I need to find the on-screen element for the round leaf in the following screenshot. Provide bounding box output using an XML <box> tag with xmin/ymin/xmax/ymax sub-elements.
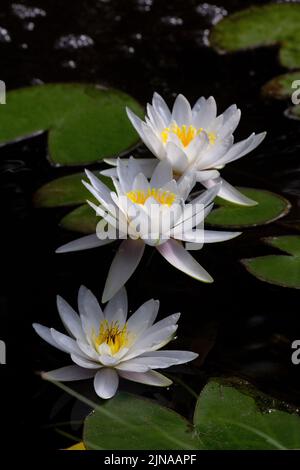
<box><xmin>60</xmin><ymin>204</ymin><xmax>98</xmax><ymax>234</ymax></box>
<box><xmin>83</xmin><ymin>392</ymin><xmax>198</xmax><ymax>450</ymax></box>
<box><xmin>0</xmin><ymin>84</ymin><xmax>143</xmax><ymax>166</ymax></box>
<box><xmin>210</xmin><ymin>4</ymin><xmax>300</xmax><ymax>69</ymax></box>
<box><xmin>194</xmin><ymin>379</ymin><xmax>300</xmax><ymax>450</ymax></box>
<box><xmin>262</xmin><ymin>72</ymin><xmax>300</xmax><ymax>100</ymax></box>
<box><xmin>206</xmin><ymin>188</ymin><xmax>290</xmax><ymax>228</ymax></box>
<box><xmin>33</xmin><ymin>172</ymin><xmax>113</xmax><ymax>208</ymax></box>
<box><xmin>241</xmin><ymin>235</ymin><xmax>300</xmax><ymax>289</ymax></box>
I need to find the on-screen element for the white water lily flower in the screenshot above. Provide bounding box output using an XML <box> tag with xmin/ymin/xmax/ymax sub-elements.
<box><xmin>33</xmin><ymin>286</ymin><xmax>198</xmax><ymax>399</ymax></box>
<box><xmin>103</xmin><ymin>93</ymin><xmax>266</xmax><ymax>206</ymax></box>
<box><xmin>57</xmin><ymin>158</ymin><xmax>240</xmax><ymax>302</ymax></box>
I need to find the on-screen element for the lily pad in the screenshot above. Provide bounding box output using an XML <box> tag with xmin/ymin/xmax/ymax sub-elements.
<box><xmin>60</xmin><ymin>204</ymin><xmax>99</xmax><ymax>234</ymax></box>
<box><xmin>33</xmin><ymin>172</ymin><xmax>113</xmax><ymax>208</ymax></box>
<box><xmin>0</xmin><ymin>84</ymin><xmax>143</xmax><ymax>165</ymax></box>
<box><xmin>210</xmin><ymin>4</ymin><xmax>300</xmax><ymax>69</ymax></box>
<box><xmin>83</xmin><ymin>392</ymin><xmax>198</xmax><ymax>450</ymax></box>
<box><xmin>194</xmin><ymin>378</ymin><xmax>300</xmax><ymax>450</ymax></box>
<box><xmin>241</xmin><ymin>235</ymin><xmax>300</xmax><ymax>289</ymax></box>
<box><xmin>262</xmin><ymin>72</ymin><xmax>300</xmax><ymax>100</ymax></box>
<box><xmin>206</xmin><ymin>188</ymin><xmax>290</xmax><ymax>228</ymax></box>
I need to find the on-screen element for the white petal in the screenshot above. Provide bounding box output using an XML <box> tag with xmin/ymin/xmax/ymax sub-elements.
<box><xmin>176</xmin><ymin>171</ymin><xmax>196</xmax><ymax>200</ymax></box>
<box><xmin>78</xmin><ymin>286</ymin><xmax>104</xmax><ymax>338</ymax></box>
<box><xmin>104</xmin><ymin>158</ymin><xmax>157</xmax><ymax>179</ymax></box>
<box><xmin>195</xmin><ymin>170</ymin><xmax>220</xmax><ymax>182</ymax></box>
<box><xmin>84</xmin><ymin>170</ymin><xmax>112</xmax><ymax>203</ymax></box>
<box><xmin>150</xmin><ymin>160</ymin><xmax>173</xmax><ymax>188</ymax></box>
<box><xmin>126</xmin><ymin>108</ymin><xmax>145</xmax><ymax>140</ymax></box>
<box><xmin>172</xmin><ymin>94</ymin><xmax>192</xmax><ymax>126</ymax></box>
<box><xmin>133</xmin><ymin>172</ymin><xmax>150</xmax><ymax>192</ymax></box>
<box><xmin>165</xmin><ymin>142</ymin><xmax>189</xmax><ymax>173</ymax></box>
<box><xmin>32</xmin><ymin>323</ymin><xmax>65</xmax><ymax>352</ymax></box>
<box><xmin>215</xmin><ymin>132</ymin><xmax>266</xmax><ymax>167</ymax></box>
<box><xmin>100</xmin><ymin>168</ymin><xmax>118</xmax><ymax>178</ymax></box>
<box><xmin>56</xmin><ymin>296</ymin><xmax>85</xmax><ymax>341</ymax></box>
<box><xmin>152</xmin><ymin>92</ymin><xmax>172</xmax><ymax>125</ymax></box>
<box><xmin>156</xmin><ymin>239</ymin><xmax>213</xmax><ymax>282</ymax></box>
<box><xmin>126</xmin><ymin>299</ymin><xmax>160</xmax><ymax>336</ymax></box>
<box><xmin>94</xmin><ymin>368</ymin><xmax>119</xmax><ymax>399</ymax></box>
<box><xmin>82</xmin><ymin>181</ymin><xmax>115</xmax><ymax>215</ymax></box>
<box><xmin>192</xmin><ymin>96</ymin><xmax>205</xmax><ymax>114</ymax></box>
<box><xmin>115</xmin><ymin>360</ymin><xmax>149</xmax><ymax>373</ymax></box>
<box><xmin>50</xmin><ymin>328</ymin><xmax>84</xmax><ymax>356</ymax></box>
<box><xmin>43</xmin><ymin>365</ymin><xmax>95</xmax><ymax>382</ymax></box>
<box><xmin>104</xmin><ymin>287</ymin><xmax>128</xmax><ymax>326</ymax></box>
<box><xmin>174</xmin><ymin>184</ymin><xmax>220</xmax><ymax>228</ymax></box>
<box><xmin>140</xmin><ymin>349</ymin><xmax>198</xmax><ymax>363</ymax></box>
<box><xmin>203</xmin><ymin>229</ymin><xmax>242</xmax><ymax>243</ymax></box>
<box><xmin>141</xmin><ymin>122</ymin><xmax>166</xmax><ymax>158</ymax></box>
<box><xmin>71</xmin><ymin>354</ymin><xmax>101</xmax><ymax>369</ymax></box>
<box><xmin>128</xmin><ymin>350</ymin><xmax>198</xmax><ymax>369</ymax></box>
<box><xmin>117</xmin><ymin>156</ymin><xmax>143</xmax><ymax>193</ymax></box>
<box><xmin>102</xmin><ymin>239</ymin><xmax>145</xmax><ymax>303</ymax></box>
<box><xmin>127</xmin><ymin>324</ymin><xmax>178</xmax><ymax>359</ymax></box>
<box><xmin>77</xmin><ymin>341</ymin><xmax>100</xmax><ymax>361</ymax></box>
<box><xmin>118</xmin><ymin>369</ymin><xmax>172</xmax><ymax>387</ymax></box>
<box><xmin>195</xmin><ymin>135</ymin><xmax>234</xmax><ymax>170</ymax></box>
<box><xmin>146</xmin><ymin>103</ymin><xmax>166</xmax><ymax>132</ymax></box>
<box><xmin>218</xmin><ymin>107</ymin><xmax>241</xmax><ymax>138</ymax></box>
<box><xmin>56</xmin><ymin>234</ymin><xmax>114</xmax><ymax>253</ymax></box>
<box><xmin>203</xmin><ymin>177</ymin><xmax>257</xmax><ymax>206</ymax></box>
<box><xmin>193</xmin><ymin>96</ymin><xmax>217</xmax><ymax>128</ymax></box>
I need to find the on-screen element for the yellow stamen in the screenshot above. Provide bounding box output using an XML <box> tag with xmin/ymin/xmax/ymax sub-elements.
<box><xmin>161</xmin><ymin>124</ymin><xmax>216</xmax><ymax>147</ymax></box>
<box><xmin>93</xmin><ymin>320</ymin><xmax>128</xmax><ymax>355</ymax></box>
<box><xmin>126</xmin><ymin>187</ymin><xmax>176</xmax><ymax>206</ymax></box>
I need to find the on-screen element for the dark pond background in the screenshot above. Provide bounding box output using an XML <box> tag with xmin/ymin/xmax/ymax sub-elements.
<box><xmin>1</xmin><ymin>0</ymin><xmax>300</xmax><ymax>449</ymax></box>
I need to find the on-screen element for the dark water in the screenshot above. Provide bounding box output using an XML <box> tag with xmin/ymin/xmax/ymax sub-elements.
<box><xmin>1</xmin><ymin>0</ymin><xmax>300</xmax><ymax>449</ymax></box>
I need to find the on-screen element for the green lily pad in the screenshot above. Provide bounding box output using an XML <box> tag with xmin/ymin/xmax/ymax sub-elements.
<box><xmin>262</xmin><ymin>72</ymin><xmax>300</xmax><ymax>100</ymax></box>
<box><xmin>194</xmin><ymin>378</ymin><xmax>300</xmax><ymax>450</ymax></box>
<box><xmin>83</xmin><ymin>392</ymin><xmax>198</xmax><ymax>450</ymax></box>
<box><xmin>210</xmin><ymin>4</ymin><xmax>300</xmax><ymax>69</ymax></box>
<box><xmin>60</xmin><ymin>204</ymin><xmax>99</xmax><ymax>234</ymax></box>
<box><xmin>206</xmin><ymin>188</ymin><xmax>290</xmax><ymax>228</ymax></box>
<box><xmin>33</xmin><ymin>172</ymin><xmax>113</xmax><ymax>208</ymax></box>
<box><xmin>0</xmin><ymin>84</ymin><xmax>143</xmax><ymax>166</ymax></box>
<box><xmin>241</xmin><ymin>235</ymin><xmax>300</xmax><ymax>289</ymax></box>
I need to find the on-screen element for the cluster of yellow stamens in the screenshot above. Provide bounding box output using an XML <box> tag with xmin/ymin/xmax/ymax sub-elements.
<box><xmin>126</xmin><ymin>188</ymin><xmax>176</xmax><ymax>207</ymax></box>
<box><xmin>93</xmin><ymin>320</ymin><xmax>128</xmax><ymax>355</ymax></box>
<box><xmin>161</xmin><ymin>124</ymin><xmax>216</xmax><ymax>147</ymax></box>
